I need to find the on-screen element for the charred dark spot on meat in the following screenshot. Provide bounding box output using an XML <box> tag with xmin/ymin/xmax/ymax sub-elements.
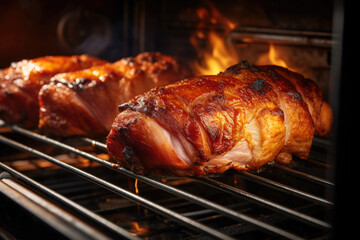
<box><xmin>238</xmin><ymin>60</ymin><xmax>251</xmax><ymax>68</ymax></box>
<box><xmin>223</xmin><ymin>61</ymin><xmax>250</xmax><ymax>75</ymax></box>
<box><xmin>122</xmin><ymin>145</ymin><xmax>143</xmax><ymax>173</ymax></box>
<box><xmin>250</xmin><ymin>78</ymin><xmax>271</xmax><ymax>95</ymax></box>
<box><xmin>157</xmin><ymin>86</ymin><xmax>166</xmax><ymax>94</ymax></box>
<box><xmin>72</xmin><ymin>77</ymin><xmax>97</xmax><ymax>92</ymax></box>
<box><xmin>138</xmin><ymin>53</ymin><xmax>157</xmax><ymax>63</ymax></box>
<box><xmin>5</xmin><ymin>90</ymin><xmax>12</xmax><ymax>96</ymax></box>
<box><xmin>208</xmin><ymin>128</ymin><xmax>220</xmax><ymax>142</ymax></box>
<box><xmin>288</xmin><ymin>90</ymin><xmax>302</xmax><ymax>101</ymax></box>
<box><xmin>264</xmin><ymin>68</ymin><xmax>278</xmax><ymax>79</ymax></box>
<box><xmin>275</xmin><ymin>108</ymin><xmax>285</xmax><ymax>119</ymax></box>
<box><xmin>119</xmin><ymin>98</ymin><xmax>158</xmax><ymax>116</ymax></box>
<box><xmin>209</xmin><ymin>94</ymin><xmax>226</xmax><ymax>105</ymax></box>
<box><xmin>219</xmin><ymin>82</ymin><xmax>226</xmax><ymax>89</ymax></box>
<box><xmin>134</xmin><ymin>98</ymin><xmax>157</xmax><ymax>115</ymax></box>
<box><xmin>156</xmin><ymin>106</ymin><xmax>167</xmax><ymax>115</ymax></box>
<box><xmin>122</xmin><ymin>145</ymin><xmax>136</xmax><ymax>164</ymax></box>
<box><xmin>55</xmin><ymin>77</ymin><xmax>96</xmax><ymax>92</ymax></box>
<box><xmin>118</xmin><ymin>126</ymin><xmax>130</xmax><ymax>138</ymax></box>
<box><xmin>118</xmin><ymin>119</ymin><xmax>139</xmax><ymax>138</ymax></box>
<box><xmin>250</xmin><ymin>78</ymin><xmax>266</xmax><ymax>91</ymax></box>
<box><xmin>193</xmin><ymin>160</ymin><xmax>202</xmax><ymax>166</ymax></box>
<box><xmin>118</xmin><ymin>102</ymin><xmax>136</xmax><ymax>111</ymax></box>
<box><xmin>193</xmin><ymin>95</ymin><xmax>226</xmax><ymax>118</ymax></box>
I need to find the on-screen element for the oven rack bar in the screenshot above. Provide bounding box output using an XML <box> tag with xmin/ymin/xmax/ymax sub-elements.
<box><xmin>195</xmin><ymin>176</ymin><xmax>330</xmax><ymax>229</ymax></box>
<box><xmin>272</xmin><ymin>163</ymin><xmax>334</xmax><ymax>187</ymax></box>
<box><xmin>0</xmin><ymin>134</ymin><xmax>233</xmax><ymax>240</ymax></box>
<box><xmin>82</xmin><ymin>138</ymin><xmax>331</xmax><ymax>228</ymax></box>
<box><xmin>239</xmin><ymin>171</ymin><xmax>333</xmax><ymax>206</ymax></box>
<box><xmin>0</xmin><ymin>162</ymin><xmax>140</xmax><ymax>240</ymax></box>
<box><xmin>81</xmin><ymin>137</ymin><xmax>335</xmax><ymax>189</ymax></box>
<box><xmin>81</xmin><ymin>136</ymin><xmax>333</xmax><ymax>208</ymax></box>
<box><xmin>0</xmin><ymin>171</ymin><xmax>126</xmax><ymax>240</ymax></box>
<box><xmin>11</xmin><ymin>125</ymin><xmax>332</xmax><ymax>229</ymax></box>
<box><xmin>2</xmin><ymin>124</ymin><xmax>332</xmax><ymax>238</ymax></box>
<box><xmin>2</xmin><ymin>125</ymin><xmax>306</xmax><ymax>240</ymax></box>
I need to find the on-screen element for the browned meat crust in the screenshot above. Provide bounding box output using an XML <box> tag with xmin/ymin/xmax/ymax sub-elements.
<box><xmin>107</xmin><ymin>61</ymin><xmax>332</xmax><ymax>176</ymax></box>
<box><xmin>38</xmin><ymin>52</ymin><xmax>191</xmax><ymax>137</ymax></box>
<box><xmin>0</xmin><ymin>55</ymin><xmax>107</xmax><ymax>127</ymax></box>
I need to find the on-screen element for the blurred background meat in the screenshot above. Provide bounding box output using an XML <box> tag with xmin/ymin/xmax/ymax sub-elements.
<box><xmin>38</xmin><ymin>52</ymin><xmax>191</xmax><ymax>137</ymax></box>
<box><xmin>0</xmin><ymin>55</ymin><xmax>107</xmax><ymax>127</ymax></box>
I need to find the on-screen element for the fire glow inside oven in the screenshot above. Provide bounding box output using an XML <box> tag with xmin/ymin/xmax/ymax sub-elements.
<box><xmin>0</xmin><ymin>0</ymin><xmax>353</xmax><ymax>239</ymax></box>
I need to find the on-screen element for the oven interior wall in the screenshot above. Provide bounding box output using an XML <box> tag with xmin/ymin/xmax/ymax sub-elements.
<box><xmin>147</xmin><ymin>0</ymin><xmax>333</xmax><ymax>56</ymax></box>
<box><xmin>0</xmin><ymin>2</ymin><xmax>334</xmax><ymax>58</ymax></box>
<box><xmin>0</xmin><ymin>0</ymin><xmax>334</xmax><ymax>101</ymax></box>
<box><xmin>145</xmin><ymin>0</ymin><xmax>334</xmax><ymax>100</ymax></box>
<box><xmin>0</xmin><ymin>0</ymin><xmax>128</xmax><ymax>67</ymax></box>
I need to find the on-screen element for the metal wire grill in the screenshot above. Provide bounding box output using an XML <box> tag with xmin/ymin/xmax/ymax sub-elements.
<box><xmin>0</xmin><ymin>121</ymin><xmax>334</xmax><ymax>239</ymax></box>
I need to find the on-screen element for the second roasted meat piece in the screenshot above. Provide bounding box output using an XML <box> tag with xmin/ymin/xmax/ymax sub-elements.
<box><xmin>0</xmin><ymin>55</ymin><xmax>107</xmax><ymax>127</ymax></box>
<box><xmin>106</xmin><ymin>61</ymin><xmax>332</xmax><ymax>176</ymax></box>
<box><xmin>38</xmin><ymin>52</ymin><xmax>191</xmax><ymax>137</ymax></box>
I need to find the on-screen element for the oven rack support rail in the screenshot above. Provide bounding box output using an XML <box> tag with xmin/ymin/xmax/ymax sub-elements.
<box><xmin>0</xmin><ymin>123</ymin><xmax>334</xmax><ymax>240</ymax></box>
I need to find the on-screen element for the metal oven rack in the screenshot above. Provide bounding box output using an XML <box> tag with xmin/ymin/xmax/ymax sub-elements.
<box><xmin>0</xmin><ymin>121</ymin><xmax>334</xmax><ymax>239</ymax></box>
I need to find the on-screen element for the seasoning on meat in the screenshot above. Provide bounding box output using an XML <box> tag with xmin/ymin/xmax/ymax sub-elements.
<box><xmin>107</xmin><ymin>61</ymin><xmax>332</xmax><ymax>176</ymax></box>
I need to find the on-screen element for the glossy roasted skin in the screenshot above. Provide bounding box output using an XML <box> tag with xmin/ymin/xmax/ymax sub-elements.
<box><xmin>38</xmin><ymin>52</ymin><xmax>191</xmax><ymax>137</ymax></box>
<box><xmin>107</xmin><ymin>61</ymin><xmax>333</xmax><ymax>176</ymax></box>
<box><xmin>0</xmin><ymin>55</ymin><xmax>107</xmax><ymax>127</ymax></box>
<box><xmin>220</xmin><ymin>63</ymin><xmax>316</xmax><ymax>164</ymax></box>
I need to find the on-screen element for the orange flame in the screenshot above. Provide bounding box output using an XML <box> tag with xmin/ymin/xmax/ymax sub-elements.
<box><xmin>256</xmin><ymin>44</ymin><xmax>288</xmax><ymax>68</ymax></box>
<box><xmin>130</xmin><ymin>222</ymin><xmax>148</xmax><ymax>236</ymax></box>
<box><xmin>191</xmin><ymin>6</ymin><xmax>239</xmax><ymax>75</ymax></box>
<box><xmin>134</xmin><ymin>178</ymin><xmax>139</xmax><ymax>194</ymax></box>
<box><xmin>191</xmin><ymin>5</ymin><xmax>294</xmax><ymax>76</ymax></box>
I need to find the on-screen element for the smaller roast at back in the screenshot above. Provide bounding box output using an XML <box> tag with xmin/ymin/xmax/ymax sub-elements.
<box><xmin>38</xmin><ymin>52</ymin><xmax>191</xmax><ymax>137</ymax></box>
<box><xmin>0</xmin><ymin>55</ymin><xmax>107</xmax><ymax>127</ymax></box>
